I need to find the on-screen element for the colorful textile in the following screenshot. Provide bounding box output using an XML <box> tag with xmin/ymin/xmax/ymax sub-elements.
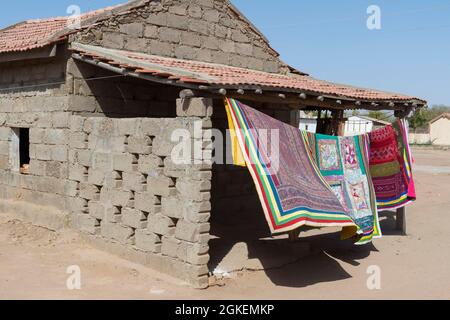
<box><xmin>304</xmin><ymin>133</ymin><xmax>381</xmax><ymax>244</ymax></box>
<box><xmin>369</xmin><ymin>120</ymin><xmax>416</xmax><ymax>211</ymax></box>
<box><xmin>224</xmin><ymin>98</ymin><xmax>356</xmax><ymax>234</ymax></box>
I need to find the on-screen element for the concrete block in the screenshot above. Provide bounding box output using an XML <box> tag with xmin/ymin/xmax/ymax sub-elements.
<box><xmin>146</xmin><ymin>12</ymin><xmax>168</xmax><ymax>26</ymax></box>
<box><xmin>103</xmin><ymin>33</ymin><xmax>125</xmax><ymax>49</ymax></box>
<box><xmin>144</xmin><ymin>25</ymin><xmax>158</xmax><ymax>38</ymax></box>
<box><xmin>0</xmin><ymin>141</ymin><xmax>9</xmax><ymax>156</ymax></box>
<box><xmin>76</xmin><ymin>214</ymin><xmax>100</xmax><ymax>235</ymax></box>
<box><xmin>203</xmin><ymin>9</ymin><xmax>220</xmax><ymax>22</ymax></box>
<box><xmin>68</xmin><ymin>164</ymin><xmax>88</xmax><ymax>182</ymax></box>
<box><xmin>113</xmin><ymin>153</ymin><xmax>137</xmax><ymax>172</ymax></box>
<box><xmin>188</xmin><ymin>5</ymin><xmax>203</xmax><ymax>18</ymax></box>
<box><xmin>135</xmin><ymin>229</ymin><xmax>161</xmax><ymax>253</ymax></box>
<box><xmin>166</xmin><ymin>14</ymin><xmax>188</xmax><ymax>30</ymax></box>
<box><xmin>72</xmin><ymin>149</ymin><xmax>92</xmax><ymax>167</ymax></box>
<box><xmin>159</xmin><ymin>27</ymin><xmax>181</xmax><ymax>43</ymax></box>
<box><xmin>101</xmin><ymin>222</ymin><xmax>134</xmax><ymax>244</ymax></box>
<box><xmin>123</xmin><ymin>172</ymin><xmax>146</xmax><ymax>192</ymax></box>
<box><xmin>147</xmin><ymin>176</ymin><xmax>175</xmax><ymax>197</ymax></box>
<box><xmin>68</xmin><ymin>96</ymin><xmax>98</xmax><ymax>113</ymax></box>
<box><xmin>176</xmin><ymin>98</ymin><xmax>213</xmax><ymax>117</ymax></box>
<box><xmin>79</xmin><ymin>183</ymin><xmax>100</xmax><ymax>200</ymax></box>
<box><xmin>116</xmin><ymin>119</ymin><xmax>141</xmax><ymax>136</ymax></box>
<box><xmin>29</xmin><ymin>128</ymin><xmax>45</xmax><ymax>144</ymax></box>
<box><xmin>137</xmin><ymin>154</ymin><xmax>163</xmax><ymax>174</ymax></box>
<box><xmin>174</xmin><ymin>45</ymin><xmax>198</xmax><ymax>60</ymax></box>
<box><xmin>120</xmin><ymin>23</ymin><xmax>144</xmax><ymax>37</ymax></box>
<box><xmin>88</xmin><ymin>168</ymin><xmax>105</xmax><ymax>186</ymax></box>
<box><xmin>69</xmin><ymin>132</ymin><xmax>88</xmax><ymax>149</ymax></box>
<box><xmin>35</xmin><ymin>144</ymin><xmax>52</xmax><ymax>161</ymax></box>
<box><xmin>169</xmin><ymin>4</ymin><xmax>188</xmax><ymax>15</ymax></box>
<box><xmin>162</xmin><ymin>197</ymin><xmax>210</xmax><ymax>221</ymax></box>
<box><xmin>92</xmin><ymin>152</ymin><xmax>113</xmax><ymax>171</ymax></box>
<box><xmin>70</xmin><ymin>115</ymin><xmax>85</xmax><ymax>132</ymax></box>
<box><xmin>126</xmin><ymin>135</ymin><xmax>152</xmax><ymax>154</ymax></box>
<box><xmin>147</xmin><ymin>214</ymin><xmax>175</xmax><ymax>236</ymax></box>
<box><xmin>100</xmin><ymin>187</ymin><xmax>132</xmax><ymax>207</ymax></box>
<box><xmin>122</xmin><ymin>207</ymin><xmax>147</xmax><ymax>229</ymax></box>
<box><xmin>67</xmin><ymin>197</ymin><xmax>88</xmax><ymax>214</ymax></box>
<box><xmin>0</xmin><ymin>127</ymin><xmax>11</xmax><ymax>141</ymax></box>
<box><xmin>175</xmin><ymin>220</ymin><xmax>210</xmax><ymax>243</ymax></box>
<box><xmin>161</xmin><ymin>236</ymin><xmax>181</xmax><ymax>258</ymax></box>
<box><xmin>29</xmin><ymin>160</ymin><xmax>46</xmax><ymax>176</ymax></box>
<box><xmin>50</xmin><ymin>145</ymin><xmax>68</xmax><ymax>162</ymax></box>
<box><xmin>45</xmin><ymin>161</ymin><xmax>67</xmax><ymax>179</ymax></box>
<box><xmin>177</xmin><ymin>241</ymin><xmax>210</xmax><ymax>265</ymax></box>
<box><xmin>51</xmin><ymin>112</ymin><xmax>70</xmax><ymax>128</ymax></box>
<box><xmin>176</xmin><ymin>178</ymin><xmax>211</xmax><ymax>201</ymax></box>
<box><xmin>180</xmin><ymin>31</ymin><xmax>201</xmax><ymax>47</ymax></box>
<box><xmin>134</xmin><ymin>192</ymin><xmax>159</xmax><ymax>213</ymax></box>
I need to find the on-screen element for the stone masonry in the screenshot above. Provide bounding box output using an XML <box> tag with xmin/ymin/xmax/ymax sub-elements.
<box><xmin>72</xmin><ymin>0</ymin><xmax>290</xmax><ymax>74</ymax></box>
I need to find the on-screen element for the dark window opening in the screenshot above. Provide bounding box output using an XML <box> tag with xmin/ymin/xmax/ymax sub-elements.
<box><xmin>19</xmin><ymin>128</ymin><xmax>30</xmax><ymax>174</ymax></box>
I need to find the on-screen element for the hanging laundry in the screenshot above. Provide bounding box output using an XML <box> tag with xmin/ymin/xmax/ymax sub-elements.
<box><xmin>369</xmin><ymin>119</ymin><xmax>416</xmax><ymax>211</ymax></box>
<box><xmin>303</xmin><ymin>132</ymin><xmax>381</xmax><ymax>245</ymax></box>
<box><xmin>225</xmin><ymin>98</ymin><xmax>356</xmax><ymax>235</ymax></box>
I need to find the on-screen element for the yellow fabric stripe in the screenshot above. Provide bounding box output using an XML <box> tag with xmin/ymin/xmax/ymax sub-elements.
<box><xmin>225</xmin><ymin>102</ymin><xmax>246</xmax><ymax>167</ymax></box>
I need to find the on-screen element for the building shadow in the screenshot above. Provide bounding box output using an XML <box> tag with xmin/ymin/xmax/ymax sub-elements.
<box><xmin>209</xmin><ymin>205</ymin><xmax>377</xmax><ymax>288</ymax></box>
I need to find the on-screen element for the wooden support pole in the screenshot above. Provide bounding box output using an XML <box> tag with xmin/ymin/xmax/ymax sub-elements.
<box><xmin>396</xmin><ymin>207</ymin><xmax>406</xmax><ymax>234</ymax></box>
<box><xmin>288</xmin><ymin>229</ymin><xmax>301</xmax><ymax>242</ymax></box>
<box><xmin>394</xmin><ymin>109</ymin><xmax>408</xmax><ymax>235</ymax></box>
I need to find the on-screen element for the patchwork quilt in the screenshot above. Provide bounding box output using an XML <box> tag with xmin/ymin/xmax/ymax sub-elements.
<box><xmin>304</xmin><ymin>132</ymin><xmax>381</xmax><ymax>244</ymax></box>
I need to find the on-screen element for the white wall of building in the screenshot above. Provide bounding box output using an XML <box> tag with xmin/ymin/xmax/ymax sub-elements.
<box><xmin>344</xmin><ymin>116</ymin><xmax>374</xmax><ymax>136</ymax></box>
<box><xmin>299</xmin><ymin>118</ymin><xmax>317</xmax><ymax>133</ymax></box>
<box><xmin>430</xmin><ymin>117</ymin><xmax>450</xmax><ymax>146</ymax></box>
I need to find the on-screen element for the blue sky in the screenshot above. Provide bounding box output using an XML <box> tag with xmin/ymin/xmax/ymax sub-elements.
<box><xmin>1</xmin><ymin>0</ymin><xmax>449</xmax><ymax>106</ymax></box>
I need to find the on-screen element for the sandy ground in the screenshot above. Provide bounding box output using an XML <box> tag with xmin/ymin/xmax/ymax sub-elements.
<box><xmin>0</xmin><ymin>147</ymin><xmax>449</xmax><ymax>300</ymax></box>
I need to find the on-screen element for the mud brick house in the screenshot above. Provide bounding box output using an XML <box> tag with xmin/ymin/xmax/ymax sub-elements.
<box><xmin>0</xmin><ymin>0</ymin><xmax>426</xmax><ymax>288</ymax></box>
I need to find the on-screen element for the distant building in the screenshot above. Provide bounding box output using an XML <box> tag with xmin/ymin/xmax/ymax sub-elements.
<box><xmin>344</xmin><ymin>115</ymin><xmax>390</xmax><ymax>136</ymax></box>
<box><xmin>299</xmin><ymin>111</ymin><xmax>318</xmax><ymax>133</ymax></box>
<box><xmin>429</xmin><ymin>113</ymin><xmax>450</xmax><ymax>145</ymax></box>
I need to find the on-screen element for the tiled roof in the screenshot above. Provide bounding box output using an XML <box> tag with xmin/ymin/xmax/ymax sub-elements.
<box><xmin>429</xmin><ymin>113</ymin><xmax>450</xmax><ymax>124</ymax></box>
<box><xmin>0</xmin><ymin>3</ymin><xmax>128</xmax><ymax>53</ymax></box>
<box><xmin>72</xmin><ymin>43</ymin><xmax>425</xmax><ymax>104</ymax></box>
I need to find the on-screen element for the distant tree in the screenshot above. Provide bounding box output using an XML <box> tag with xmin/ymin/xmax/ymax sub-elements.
<box><xmin>408</xmin><ymin>104</ymin><xmax>450</xmax><ymax>130</ymax></box>
<box><xmin>409</xmin><ymin>108</ymin><xmax>430</xmax><ymax>130</ymax></box>
<box><xmin>352</xmin><ymin>110</ymin><xmax>360</xmax><ymax>116</ymax></box>
<box><xmin>368</xmin><ymin>111</ymin><xmax>385</xmax><ymax>120</ymax></box>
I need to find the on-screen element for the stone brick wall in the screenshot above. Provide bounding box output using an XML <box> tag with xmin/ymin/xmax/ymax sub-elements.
<box><xmin>0</xmin><ymin>53</ymin><xmax>73</xmax><ymax>212</ymax></box>
<box><xmin>66</xmin><ymin>53</ymin><xmax>213</xmax><ymax>287</ymax></box>
<box><xmin>0</xmin><ymin>46</ymin><xmax>214</xmax><ymax>287</ymax></box>
<box><xmin>67</xmin><ymin>97</ymin><xmax>213</xmax><ymax>288</ymax></box>
<box><xmin>66</xmin><ymin>58</ymin><xmax>180</xmax><ymax>117</ymax></box>
<box><xmin>72</xmin><ymin>0</ymin><xmax>289</xmax><ymax>74</ymax></box>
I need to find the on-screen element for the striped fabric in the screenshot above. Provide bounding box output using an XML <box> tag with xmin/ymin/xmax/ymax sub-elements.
<box><xmin>369</xmin><ymin>119</ymin><xmax>416</xmax><ymax>211</ymax></box>
<box><xmin>225</xmin><ymin>98</ymin><xmax>357</xmax><ymax>235</ymax></box>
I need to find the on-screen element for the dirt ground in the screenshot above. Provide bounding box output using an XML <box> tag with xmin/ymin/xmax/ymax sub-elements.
<box><xmin>0</xmin><ymin>147</ymin><xmax>449</xmax><ymax>300</ymax></box>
